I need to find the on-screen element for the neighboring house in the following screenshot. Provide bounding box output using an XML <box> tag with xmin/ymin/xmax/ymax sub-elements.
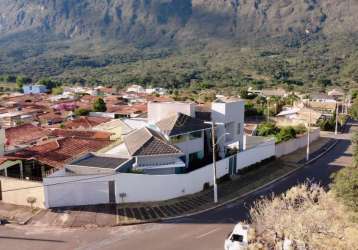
<box><xmin>92</xmin><ymin>119</ymin><xmax>131</xmax><ymax>140</ymax></box>
<box><xmin>275</xmin><ymin>107</ymin><xmax>322</xmax><ymax>126</ymax></box>
<box><xmin>38</xmin><ymin>112</ymin><xmax>65</xmax><ymax>125</ymax></box>
<box><xmin>0</xmin><ymin>157</ymin><xmax>24</xmax><ymax>179</ymax></box>
<box><xmin>249</xmin><ymin>88</ymin><xmax>288</xmax><ymax>98</ymax></box>
<box><xmin>145</xmin><ymin>87</ymin><xmax>167</xmax><ymax>95</ymax></box>
<box><xmin>0</xmin><ymin>111</ymin><xmax>36</xmax><ymax>128</ymax></box>
<box><xmin>63</xmin><ymin>116</ymin><xmax>110</xmax><ymax>130</ymax></box>
<box><xmin>124</xmin><ymin>127</ymin><xmax>185</xmax><ymax>174</ymax></box>
<box><xmin>310</xmin><ymin>93</ymin><xmax>336</xmax><ymax>103</ymax></box>
<box><xmin>126</xmin><ymin>84</ymin><xmax>145</xmax><ymax>94</ymax></box>
<box><xmin>65</xmin><ymin>153</ymin><xmax>132</xmax><ymax>175</ymax></box>
<box><xmin>328</xmin><ymin>89</ymin><xmax>344</xmax><ymax>100</ymax></box>
<box><xmin>7</xmin><ymin>137</ymin><xmax>113</xmax><ymax>181</ymax></box>
<box><xmin>154</xmin><ymin>113</ymin><xmax>211</xmax><ymax>168</ymax></box>
<box><xmin>4</xmin><ymin>124</ymin><xmax>50</xmax><ymax>151</ymax></box>
<box><xmin>22</xmin><ymin>84</ymin><xmax>48</xmax><ymax>94</ymax></box>
<box><xmin>49</xmin><ymin>129</ymin><xmax>113</xmax><ymax>140</ymax></box>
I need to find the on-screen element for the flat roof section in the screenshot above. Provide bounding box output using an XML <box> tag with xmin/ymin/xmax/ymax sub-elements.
<box><xmin>73</xmin><ymin>155</ymin><xmax>128</xmax><ymax>169</ymax></box>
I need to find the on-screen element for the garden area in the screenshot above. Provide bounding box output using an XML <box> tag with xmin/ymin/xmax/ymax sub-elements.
<box><xmin>256</xmin><ymin>122</ymin><xmax>307</xmax><ymax>144</ymax></box>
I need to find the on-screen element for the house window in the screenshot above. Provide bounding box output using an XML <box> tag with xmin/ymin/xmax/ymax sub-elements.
<box><xmin>170</xmin><ymin>134</ymin><xmax>189</xmax><ymax>144</ymax></box>
<box><xmin>237</xmin><ymin>123</ymin><xmax>241</xmax><ymax>135</ymax></box>
<box><xmin>189</xmin><ymin>131</ymin><xmax>202</xmax><ymax>140</ymax></box>
<box><xmin>189</xmin><ymin>151</ymin><xmax>204</xmax><ymax>163</ymax></box>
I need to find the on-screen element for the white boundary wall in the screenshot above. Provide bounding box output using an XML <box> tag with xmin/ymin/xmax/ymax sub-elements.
<box><xmin>0</xmin><ymin>177</ymin><xmax>45</xmax><ymax>208</ymax></box>
<box><xmin>237</xmin><ymin>139</ymin><xmax>275</xmax><ymax>170</ymax></box>
<box><xmin>43</xmin><ymin>169</ymin><xmax>115</xmax><ymax>208</ymax></box>
<box><xmin>275</xmin><ymin>128</ymin><xmax>320</xmax><ymax>158</ymax></box>
<box><xmin>43</xmin><ymin>140</ymin><xmax>276</xmax><ymax>207</ymax></box>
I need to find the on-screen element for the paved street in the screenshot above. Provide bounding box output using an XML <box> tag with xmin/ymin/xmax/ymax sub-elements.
<box><xmin>0</xmin><ymin>121</ymin><xmax>355</xmax><ymax>250</ymax></box>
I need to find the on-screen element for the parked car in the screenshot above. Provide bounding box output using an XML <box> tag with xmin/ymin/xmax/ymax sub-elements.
<box><xmin>224</xmin><ymin>223</ymin><xmax>250</xmax><ymax>250</ymax></box>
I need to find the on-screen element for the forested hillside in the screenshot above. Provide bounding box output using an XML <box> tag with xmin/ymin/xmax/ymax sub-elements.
<box><xmin>0</xmin><ymin>0</ymin><xmax>357</xmax><ymax>90</ymax></box>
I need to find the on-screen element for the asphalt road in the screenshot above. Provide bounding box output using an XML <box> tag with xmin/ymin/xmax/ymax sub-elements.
<box><xmin>0</xmin><ymin>121</ymin><xmax>355</xmax><ymax>250</ymax></box>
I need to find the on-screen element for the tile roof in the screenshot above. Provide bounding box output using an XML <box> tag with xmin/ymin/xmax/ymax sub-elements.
<box><xmin>5</xmin><ymin>124</ymin><xmax>51</xmax><ymax>146</ymax></box>
<box><xmin>12</xmin><ymin>137</ymin><xmax>112</xmax><ymax>169</ymax></box>
<box><xmin>124</xmin><ymin>127</ymin><xmax>182</xmax><ymax>156</ymax></box>
<box><xmin>63</xmin><ymin>116</ymin><xmax>111</xmax><ymax>129</ymax></box>
<box><xmin>155</xmin><ymin>113</ymin><xmax>211</xmax><ymax>137</ymax></box>
<box><xmin>50</xmin><ymin>129</ymin><xmax>113</xmax><ymax>140</ymax></box>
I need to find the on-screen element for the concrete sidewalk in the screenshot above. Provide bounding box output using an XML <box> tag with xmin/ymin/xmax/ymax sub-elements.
<box><xmin>0</xmin><ymin>137</ymin><xmax>337</xmax><ymax>228</ymax></box>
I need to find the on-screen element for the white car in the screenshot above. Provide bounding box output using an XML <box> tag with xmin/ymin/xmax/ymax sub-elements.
<box><xmin>224</xmin><ymin>223</ymin><xmax>250</xmax><ymax>250</ymax></box>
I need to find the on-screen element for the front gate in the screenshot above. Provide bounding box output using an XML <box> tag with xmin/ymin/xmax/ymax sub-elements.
<box><xmin>229</xmin><ymin>156</ymin><xmax>237</xmax><ymax>176</ymax></box>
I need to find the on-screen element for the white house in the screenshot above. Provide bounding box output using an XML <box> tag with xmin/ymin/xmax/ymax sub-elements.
<box><xmin>211</xmin><ymin>98</ymin><xmax>245</xmax><ymax>157</ymax></box>
<box><xmin>126</xmin><ymin>84</ymin><xmax>145</xmax><ymax>94</ymax></box>
<box><xmin>22</xmin><ymin>84</ymin><xmax>48</xmax><ymax>94</ymax></box>
<box><xmin>123</xmin><ymin>127</ymin><xmax>186</xmax><ymax>175</ymax></box>
<box><xmin>154</xmin><ymin>113</ymin><xmax>211</xmax><ymax>168</ymax></box>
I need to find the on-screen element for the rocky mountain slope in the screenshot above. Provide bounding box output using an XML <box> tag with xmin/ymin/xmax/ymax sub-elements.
<box><xmin>0</xmin><ymin>0</ymin><xmax>357</xmax><ymax>46</ymax></box>
<box><xmin>0</xmin><ymin>0</ymin><xmax>357</xmax><ymax>86</ymax></box>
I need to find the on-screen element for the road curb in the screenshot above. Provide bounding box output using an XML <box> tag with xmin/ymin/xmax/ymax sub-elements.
<box><xmin>139</xmin><ymin>139</ymin><xmax>340</xmax><ymax>224</ymax></box>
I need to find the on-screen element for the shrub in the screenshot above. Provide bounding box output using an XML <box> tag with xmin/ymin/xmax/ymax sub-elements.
<box><xmin>257</xmin><ymin>122</ymin><xmax>278</xmax><ymax>137</ymax></box>
<box><xmin>248</xmin><ymin>184</ymin><xmax>357</xmax><ymax>249</ymax></box>
<box><xmin>275</xmin><ymin>126</ymin><xmax>297</xmax><ymax>143</ymax></box>
<box><xmin>293</xmin><ymin>124</ymin><xmax>307</xmax><ymax>134</ymax></box>
<box><xmin>332</xmin><ymin>132</ymin><xmax>358</xmax><ymax>211</ymax></box>
<box><xmin>74</xmin><ymin>108</ymin><xmax>91</xmax><ymax>116</ymax></box>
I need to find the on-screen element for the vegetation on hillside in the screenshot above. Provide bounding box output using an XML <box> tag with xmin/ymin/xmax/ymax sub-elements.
<box><xmin>332</xmin><ymin>132</ymin><xmax>358</xmax><ymax>212</ymax></box>
<box><xmin>247</xmin><ymin>183</ymin><xmax>358</xmax><ymax>249</ymax></box>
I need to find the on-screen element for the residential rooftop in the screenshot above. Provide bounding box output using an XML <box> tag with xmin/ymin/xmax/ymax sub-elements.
<box><xmin>124</xmin><ymin>127</ymin><xmax>182</xmax><ymax>156</ymax></box>
<box><xmin>71</xmin><ymin>154</ymin><xmax>128</xmax><ymax>169</ymax></box>
<box><xmin>155</xmin><ymin>113</ymin><xmax>211</xmax><ymax>137</ymax></box>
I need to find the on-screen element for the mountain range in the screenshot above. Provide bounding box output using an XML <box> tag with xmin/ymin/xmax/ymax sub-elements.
<box><xmin>0</xmin><ymin>0</ymin><xmax>357</xmax><ymax>89</ymax></box>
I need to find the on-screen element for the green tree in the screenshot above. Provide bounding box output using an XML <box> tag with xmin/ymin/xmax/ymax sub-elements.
<box><xmin>38</xmin><ymin>78</ymin><xmax>58</xmax><ymax>90</ymax></box>
<box><xmin>16</xmin><ymin>76</ymin><xmax>31</xmax><ymax>90</ymax></box>
<box><xmin>350</xmin><ymin>98</ymin><xmax>358</xmax><ymax>119</ymax></box>
<box><xmin>93</xmin><ymin>97</ymin><xmax>107</xmax><ymax>112</ymax></box>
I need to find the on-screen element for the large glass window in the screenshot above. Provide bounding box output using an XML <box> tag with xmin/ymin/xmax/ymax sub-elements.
<box><xmin>189</xmin><ymin>131</ymin><xmax>202</xmax><ymax>140</ymax></box>
<box><xmin>170</xmin><ymin>134</ymin><xmax>189</xmax><ymax>144</ymax></box>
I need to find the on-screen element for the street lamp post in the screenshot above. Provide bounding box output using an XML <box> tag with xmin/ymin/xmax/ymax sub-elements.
<box><xmin>209</xmin><ymin>122</ymin><xmax>230</xmax><ymax>204</ymax></box>
<box><xmin>211</xmin><ymin>122</ymin><xmax>218</xmax><ymax>204</ymax></box>
<box><xmin>335</xmin><ymin>101</ymin><xmax>339</xmax><ymax>135</ymax></box>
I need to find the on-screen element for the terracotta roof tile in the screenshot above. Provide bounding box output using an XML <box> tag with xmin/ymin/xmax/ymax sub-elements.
<box><xmin>64</xmin><ymin>116</ymin><xmax>111</xmax><ymax>129</ymax></box>
<box><xmin>12</xmin><ymin>137</ymin><xmax>112</xmax><ymax>169</ymax></box>
<box><xmin>50</xmin><ymin>129</ymin><xmax>113</xmax><ymax>140</ymax></box>
<box><xmin>5</xmin><ymin>124</ymin><xmax>51</xmax><ymax>146</ymax></box>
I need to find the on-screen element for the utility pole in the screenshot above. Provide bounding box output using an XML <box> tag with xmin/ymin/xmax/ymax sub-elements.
<box><xmin>335</xmin><ymin>101</ymin><xmax>339</xmax><ymax>135</ymax></box>
<box><xmin>267</xmin><ymin>97</ymin><xmax>270</xmax><ymax>122</ymax></box>
<box><xmin>306</xmin><ymin>100</ymin><xmax>311</xmax><ymax>162</ymax></box>
<box><xmin>211</xmin><ymin>122</ymin><xmax>218</xmax><ymax>203</ymax></box>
